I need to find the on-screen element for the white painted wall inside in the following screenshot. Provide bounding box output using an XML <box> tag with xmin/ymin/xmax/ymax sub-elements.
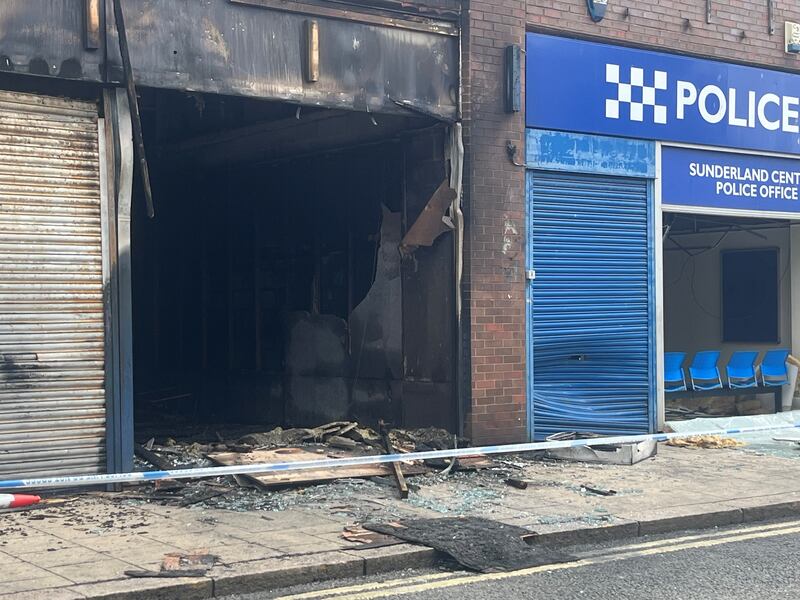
<box><xmin>663</xmin><ymin>225</ymin><xmax>793</xmax><ymax>366</ymax></box>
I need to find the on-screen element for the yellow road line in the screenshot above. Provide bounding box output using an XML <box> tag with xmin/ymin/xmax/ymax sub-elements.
<box><xmin>577</xmin><ymin>518</ymin><xmax>800</xmax><ymax>558</ymax></box>
<box><xmin>276</xmin><ymin>571</ymin><xmax>461</xmax><ymax>600</ymax></box>
<box><xmin>280</xmin><ymin>522</ymin><xmax>800</xmax><ymax>600</ymax></box>
<box><xmin>606</xmin><ymin>524</ymin><xmax>800</xmax><ymax>562</ymax></box>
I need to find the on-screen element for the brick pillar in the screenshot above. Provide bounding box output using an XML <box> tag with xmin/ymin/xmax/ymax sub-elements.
<box><xmin>461</xmin><ymin>1</ymin><xmax>527</xmax><ymax>444</ymax></box>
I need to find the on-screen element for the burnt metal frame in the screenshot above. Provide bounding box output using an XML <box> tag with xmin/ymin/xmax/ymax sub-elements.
<box><xmin>103</xmin><ymin>88</ymin><xmax>136</xmax><ymax>475</ymax></box>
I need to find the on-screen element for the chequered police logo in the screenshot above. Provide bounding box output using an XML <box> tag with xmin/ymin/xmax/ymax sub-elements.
<box><xmin>605</xmin><ymin>64</ymin><xmax>668</xmax><ymax>124</ymax></box>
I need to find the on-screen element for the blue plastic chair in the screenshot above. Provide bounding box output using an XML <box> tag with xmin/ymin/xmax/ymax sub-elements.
<box><xmin>726</xmin><ymin>351</ymin><xmax>759</xmax><ymax>388</ymax></box>
<box><xmin>664</xmin><ymin>352</ymin><xmax>687</xmax><ymax>392</ymax></box>
<box><xmin>689</xmin><ymin>351</ymin><xmax>723</xmax><ymax>390</ymax></box>
<box><xmin>760</xmin><ymin>349</ymin><xmax>790</xmax><ymax>387</ymax></box>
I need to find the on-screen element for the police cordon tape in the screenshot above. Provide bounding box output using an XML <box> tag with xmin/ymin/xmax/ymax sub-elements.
<box><xmin>1</xmin><ymin>422</ymin><xmax>799</xmax><ymax>491</ymax></box>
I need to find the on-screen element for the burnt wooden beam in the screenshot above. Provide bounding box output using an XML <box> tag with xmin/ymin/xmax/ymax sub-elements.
<box><xmin>134</xmin><ymin>444</ymin><xmax>175</xmax><ymax>471</ymax></box>
<box><xmin>84</xmin><ymin>0</ymin><xmax>101</xmax><ymax>50</ymax></box>
<box><xmin>379</xmin><ymin>421</ymin><xmax>409</xmax><ymax>500</ymax></box>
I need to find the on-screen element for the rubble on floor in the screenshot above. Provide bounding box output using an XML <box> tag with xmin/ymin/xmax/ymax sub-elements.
<box><xmin>125</xmin><ymin>549</ymin><xmax>217</xmax><ymax>579</ymax></box>
<box><xmin>667</xmin><ymin>410</ymin><xmax>800</xmax><ymax>458</ymax></box>
<box><xmin>667</xmin><ymin>435</ymin><xmax>746</xmax><ymax>449</ymax></box>
<box><xmin>119</xmin><ymin>421</ymin><xmax>763</xmax><ymax>525</ymax></box>
<box><xmin>666</xmin><ymin>393</ymin><xmax>776</xmax><ymax>420</ymax></box>
<box><xmin>129</xmin><ymin>422</ymin><xmax>492</xmax><ymax>513</ymax></box>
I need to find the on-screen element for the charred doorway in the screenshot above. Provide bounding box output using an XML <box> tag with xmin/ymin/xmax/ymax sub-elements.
<box><xmin>131</xmin><ymin>90</ymin><xmax>457</xmax><ymax>439</ymax></box>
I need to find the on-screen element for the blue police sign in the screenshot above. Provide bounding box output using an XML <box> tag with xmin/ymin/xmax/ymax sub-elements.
<box><xmin>527</xmin><ymin>33</ymin><xmax>800</xmax><ymax>155</ymax></box>
<box><xmin>662</xmin><ymin>146</ymin><xmax>800</xmax><ymax>214</ymax></box>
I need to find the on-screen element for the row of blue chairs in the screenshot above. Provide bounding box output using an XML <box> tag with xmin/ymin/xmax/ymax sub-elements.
<box><xmin>665</xmin><ymin>349</ymin><xmax>790</xmax><ymax>392</ymax></box>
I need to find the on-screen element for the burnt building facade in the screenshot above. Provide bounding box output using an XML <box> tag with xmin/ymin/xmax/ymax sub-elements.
<box><xmin>0</xmin><ymin>0</ymin><xmax>464</xmax><ymax>478</ymax></box>
<box><xmin>6</xmin><ymin>1</ymin><xmax>799</xmax><ymax>480</ymax></box>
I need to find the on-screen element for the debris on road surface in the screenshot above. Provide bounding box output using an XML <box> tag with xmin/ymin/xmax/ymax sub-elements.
<box><xmin>505</xmin><ymin>478</ymin><xmax>529</xmax><ymax>490</ymax></box>
<box><xmin>773</xmin><ymin>435</ymin><xmax>800</xmax><ymax>446</ymax></box>
<box><xmin>545</xmin><ymin>432</ymin><xmax>658</xmax><ymax>465</ymax></box>
<box><xmin>364</xmin><ymin>516</ymin><xmax>575</xmax><ymax>573</ymax></box>
<box><xmin>579</xmin><ymin>485</ymin><xmax>617</xmax><ymax>497</ymax></box>
<box><xmin>341</xmin><ymin>525</ymin><xmax>404</xmax><ymax>549</ymax></box>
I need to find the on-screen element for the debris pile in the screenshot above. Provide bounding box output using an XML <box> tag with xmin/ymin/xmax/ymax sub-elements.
<box><xmin>667</xmin><ymin>435</ymin><xmax>746</xmax><ymax>449</ymax></box>
<box><xmin>125</xmin><ymin>549</ymin><xmax>217</xmax><ymax>579</ymax></box>
<box><xmin>364</xmin><ymin>517</ymin><xmax>574</xmax><ymax>573</ymax></box>
<box><xmin>130</xmin><ymin>421</ymin><xmax>489</xmax><ymax>510</ymax></box>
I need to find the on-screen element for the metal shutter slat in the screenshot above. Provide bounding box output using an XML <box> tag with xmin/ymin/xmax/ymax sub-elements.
<box><xmin>0</xmin><ymin>90</ymin><xmax>106</xmax><ymax>479</ymax></box>
<box><xmin>529</xmin><ymin>171</ymin><xmax>652</xmax><ymax>439</ymax></box>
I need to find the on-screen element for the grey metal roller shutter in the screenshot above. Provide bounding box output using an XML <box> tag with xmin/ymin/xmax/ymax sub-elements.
<box><xmin>0</xmin><ymin>90</ymin><xmax>106</xmax><ymax>478</ymax></box>
<box><xmin>528</xmin><ymin>170</ymin><xmax>654</xmax><ymax>439</ymax></box>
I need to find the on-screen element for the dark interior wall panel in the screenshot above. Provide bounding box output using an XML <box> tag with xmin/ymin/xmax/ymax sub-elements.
<box><xmin>104</xmin><ymin>0</ymin><xmax>458</xmax><ymax>118</ymax></box>
<box><xmin>401</xmin><ymin>129</ymin><xmax>456</xmax><ymax>430</ymax></box>
<box><xmin>132</xmin><ymin>138</ymin><xmax>405</xmax><ymax>428</ymax></box>
<box><xmin>0</xmin><ymin>0</ymin><xmax>105</xmax><ymax>81</ymax></box>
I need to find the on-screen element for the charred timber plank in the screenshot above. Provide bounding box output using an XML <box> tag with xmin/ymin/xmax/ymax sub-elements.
<box><xmin>134</xmin><ymin>443</ymin><xmax>175</xmax><ymax>472</ymax></box>
<box><xmin>379</xmin><ymin>421</ymin><xmax>409</xmax><ymax>500</ymax></box>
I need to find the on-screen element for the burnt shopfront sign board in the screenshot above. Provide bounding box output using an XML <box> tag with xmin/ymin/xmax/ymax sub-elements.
<box><xmin>0</xmin><ymin>0</ymin><xmax>458</xmax><ymax>119</ymax></box>
<box><xmin>106</xmin><ymin>0</ymin><xmax>458</xmax><ymax>119</ymax></box>
<box><xmin>661</xmin><ymin>146</ymin><xmax>800</xmax><ymax>216</ymax></box>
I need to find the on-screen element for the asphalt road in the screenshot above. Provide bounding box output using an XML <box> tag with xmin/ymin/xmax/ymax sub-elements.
<box><xmin>224</xmin><ymin>519</ymin><xmax>800</xmax><ymax>600</ymax></box>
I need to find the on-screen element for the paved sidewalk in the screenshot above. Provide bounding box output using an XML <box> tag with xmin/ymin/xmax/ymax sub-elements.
<box><xmin>1</xmin><ymin>445</ymin><xmax>799</xmax><ymax>599</ymax></box>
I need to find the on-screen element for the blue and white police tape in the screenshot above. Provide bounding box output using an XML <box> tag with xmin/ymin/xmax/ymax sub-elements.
<box><xmin>1</xmin><ymin>422</ymin><xmax>798</xmax><ymax>491</ymax></box>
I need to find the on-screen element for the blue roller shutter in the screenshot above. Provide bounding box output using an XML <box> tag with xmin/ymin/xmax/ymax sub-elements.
<box><xmin>528</xmin><ymin>170</ymin><xmax>653</xmax><ymax>439</ymax></box>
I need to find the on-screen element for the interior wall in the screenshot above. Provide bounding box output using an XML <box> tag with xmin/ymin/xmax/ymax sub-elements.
<box><xmin>131</xmin><ymin>124</ymin><xmax>455</xmax><ymax>432</ymax></box>
<box><xmin>663</xmin><ymin>224</ymin><xmax>792</xmax><ymax>366</ymax></box>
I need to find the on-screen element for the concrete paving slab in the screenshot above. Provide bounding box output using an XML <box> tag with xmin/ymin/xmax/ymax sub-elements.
<box><xmin>97</xmin><ymin>543</ymin><xmax>193</xmax><ymax>569</ymax></box>
<box><xmin>0</xmin><ymin>586</ymin><xmax>86</xmax><ymax>600</ymax></box>
<box><xmin>47</xmin><ymin>558</ymin><xmax>140</xmax><ymax>585</ymax></box>
<box><xmin>20</xmin><ymin>546</ymin><xmax>108</xmax><ymax>569</ymax></box>
<box><xmin>72</xmin><ymin>533</ymin><xmax>154</xmax><ymax>554</ymax></box>
<box><xmin>213</xmin><ymin>542</ymin><xmax>283</xmax><ymax>564</ymax></box>
<box><xmin>0</xmin><ymin>534</ymin><xmax>76</xmax><ymax>554</ymax></box>
<box><xmin>1</xmin><ymin>561</ymin><xmax>64</xmax><ymax>584</ymax></box>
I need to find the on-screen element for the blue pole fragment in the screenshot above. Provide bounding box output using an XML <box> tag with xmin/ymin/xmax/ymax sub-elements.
<box><xmin>0</xmin><ymin>422</ymin><xmax>798</xmax><ymax>491</ymax></box>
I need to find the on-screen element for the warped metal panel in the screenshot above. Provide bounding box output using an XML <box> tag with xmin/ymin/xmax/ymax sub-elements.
<box><xmin>0</xmin><ymin>90</ymin><xmax>106</xmax><ymax>478</ymax></box>
<box><xmin>104</xmin><ymin>0</ymin><xmax>458</xmax><ymax>119</ymax></box>
<box><xmin>529</xmin><ymin>171</ymin><xmax>653</xmax><ymax>439</ymax></box>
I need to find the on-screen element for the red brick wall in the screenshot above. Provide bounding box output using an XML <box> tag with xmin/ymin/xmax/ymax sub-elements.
<box><xmin>462</xmin><ymin>1</ymin><xmax>528</xmax><ymax>444</ymax></box>
<box><xmin>464</xmin><ymin>0</ymin><xmax>800</xmax><ymax>444</ymax></box>
<box><xmin>527</xmin><ymin>0</ymin><xmax>800</xmax><ymax>70</ymax></box>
